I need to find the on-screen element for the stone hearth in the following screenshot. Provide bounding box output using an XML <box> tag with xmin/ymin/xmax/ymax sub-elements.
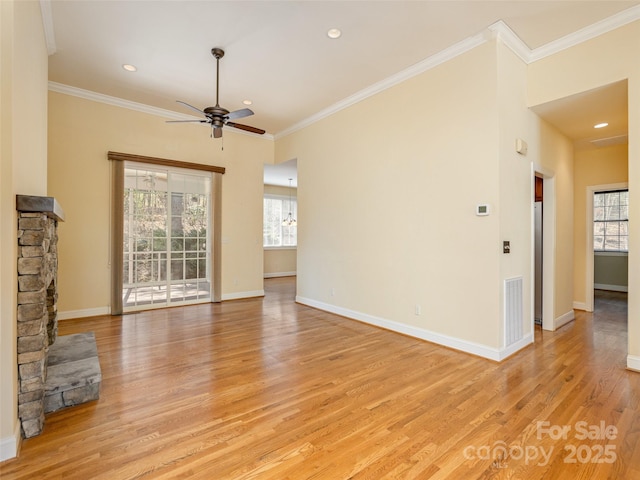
<box><xmin>44</xmin><ymin>332</ymin><xmax>101</xmax><ymax>413</ymax></box>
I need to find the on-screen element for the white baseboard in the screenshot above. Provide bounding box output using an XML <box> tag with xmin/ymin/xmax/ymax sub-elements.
<box><xmin>295</xmin><ymin>296</ymin><xmax>532</xmax><ymax>362</ymax></box>
<box><xmin>57</xmin><ymin>306</ymin><xmax>110</xmax><ymax>321</ymax></box>
<box><xmin>594</xmin><ymin>283</ymin><xmax>628</xmax><ymax>292</ymax></box>
<box><xmin>554</xmin><ymin>310</ymin><xmax>575</xmax><ymax>330</ymax></box>
<box><xmin>627</xmin><ymin>355</ymin><xmax>640</xmax><ymax>372</ymax></box>
<box><xmin>0</xmin><ymin>423</ymin><xmax>21</xmax><ymax>462</ymax></box>
<box><xmin>58</xmin><ymin>292</ymin><xmax>269</xmax><ymax>317</ymax></box>
<box><xmin>573</xmin><ymin>301</ymin><xmax>588</xmax><ymax>311</ymax></box>
<box><xmin>264</xmin><ymin>272</ymin><xmax>296</xmax><ymax>279</ymax></box>
<box><xmin>221</xmin><ymin>290</ymin><xmax>265</xmax><ymax>301</ymax></box>
<box><xmin>499</xmin><ymin>334</ymin><xmax>535</xmax><ymax>361</ymax></box>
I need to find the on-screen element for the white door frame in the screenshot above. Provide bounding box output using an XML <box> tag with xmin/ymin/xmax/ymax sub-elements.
<box><xmin>533</xmin><ymin>164</ymin><xmax>557</xmax><ymax>331</ymax></box>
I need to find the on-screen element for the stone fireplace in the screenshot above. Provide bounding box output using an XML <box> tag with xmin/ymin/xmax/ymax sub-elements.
<box><xmin>16</xmin><ymin>195</ymin><xmax>102</xmax><ymax>438</ymax></box>
<box><xmin>16</xmin><ymin>195</ymin><xmax>63</xmax><ymax>438</ymax></box>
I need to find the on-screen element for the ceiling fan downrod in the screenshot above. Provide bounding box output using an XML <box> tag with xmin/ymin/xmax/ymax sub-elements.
<box><xmin>211</xmin><ymin>48</ymin><xmax>224</xmax><ymax>108</ymax></box>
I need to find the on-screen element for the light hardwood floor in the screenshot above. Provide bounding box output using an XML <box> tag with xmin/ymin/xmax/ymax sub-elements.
<box><xmin>1</xmin><ymin>279</ymin><xmax>639</xmax><ymax>479</ymax></box>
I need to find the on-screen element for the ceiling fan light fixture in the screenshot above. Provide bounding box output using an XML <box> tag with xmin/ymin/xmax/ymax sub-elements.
<box><xmin>594</xmin><ymin>122</ymin><xmax>609</xmax><ymax>129</ymax></box>
<box><xmin>122</xmin><ymin>64</ymin><xmax>137</xmax><ymax>72</ymax></box>
<box><xmin>327</xmin><ymin>28</ymin><xmax>342</xmax><ymax>39</ymax></box>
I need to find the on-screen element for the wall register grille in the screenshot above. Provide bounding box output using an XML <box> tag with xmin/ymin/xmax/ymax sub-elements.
<box><xmin>504</xmin><ymin>277</ymin><xmax>523</xmax><ymax>347</ymax></box>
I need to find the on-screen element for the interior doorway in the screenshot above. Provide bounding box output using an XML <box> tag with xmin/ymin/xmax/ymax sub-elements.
<box><xmin>534</xmin><ymin>176</ymin><xmax>543</xmax><ymax>326</ymax></box>
<box><xmin>263</xmin><ymin>158</ymin><xmax>298</xmax><ymax>293</ymax></box>
<box><xmin>533</xmin><ymin>165</ymin><xmax>556</xmax><ymax>332</ymax></box>
<box><xmin>585</xmin><ymin>182</ymin><xmax>628</xmax><ymax>312</ymax></box>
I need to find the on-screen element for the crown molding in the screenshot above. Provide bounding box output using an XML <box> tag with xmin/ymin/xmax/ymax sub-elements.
<box><xmin>275</xmin><ymin>31</ymin><xmax>488</xmax><ymax>139</ymax></box>
<box><xmin>49</xmin><ymin>81</ymin><xmax>193</xmax><ymax>119</ymax></box>
<box><xmin>488</xmin><ymin>20</ymin><xmax>532</xmax><ymax>63</ymax></box>
<box><xmin>48</xmin><ymin>82</ymin><xmax>274</xmax><ymax>140</ymax></box>
<box><xmin>529</xmin><ymin>4</ymin><xmax>640</xmax><ymax>62</ymax></box>
<box><xmin>47</xmin><ymin>5</ymin><xmax>639</xmax><ymax>141</ymax></box>
<box><xmin>39</xmin><ymin>0</ymin><xmax>57</xmax><ymax>55</ymax></box>
<box><xmin>276</xmin><ymin>6</ymin><xmax>640</xmax><ymax>138</ymax></box>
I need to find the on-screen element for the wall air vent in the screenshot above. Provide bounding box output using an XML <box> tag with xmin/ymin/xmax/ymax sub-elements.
<box><xmin>504</xmin><ymin>277</ymin><xmax>523</xmax><ymax>347</ymax></box>
<box><xmin>590</xmin><ymin>134</ymin><xmax>628</xmax><ymax>148</ymax></box>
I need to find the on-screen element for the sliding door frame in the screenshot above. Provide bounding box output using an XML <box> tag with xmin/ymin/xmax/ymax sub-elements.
<box><xmin>108</xmin><ymin>151</ymin><xmax>224</xmax><ymax>315</ymax></box>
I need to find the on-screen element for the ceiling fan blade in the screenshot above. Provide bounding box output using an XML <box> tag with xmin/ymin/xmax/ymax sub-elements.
<box><xmin>166</xmin><ymin>119</ymin><xmax>208</xmax><ymax>123</ymax></box>
<box><xmin>226</xmin><ymin>108</ymin><xmax>254</xmax><ymax>121</ymax></box>
<box><xmin>226</xmin><ymin>122</ymin><xmax>266</xmax><ymax>135</ymax></box>
<box><xmin>176</xmin><ymin>100</ymin><xmax>206</xmax><ymax>116</ymax></box>
<box><xmin>213</xmin><ymin>127</ymin><xmax>223</xmax><ymax>138</ymax></box>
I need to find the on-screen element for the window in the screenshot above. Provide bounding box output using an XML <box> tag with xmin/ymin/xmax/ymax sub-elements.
<box><xmin>594</xmin><ymin>190</ymin><xmax>628</xmax><ymax>252</ymax></box>
<box><xmin>123</xmin><ymin>164</ymin><xmax>212</xmax><ymax>310</ymax></box>
<box><xmin>263</xmin><ymin>195</ymin><xmax>297</xmax><ymax>247</ymax></box>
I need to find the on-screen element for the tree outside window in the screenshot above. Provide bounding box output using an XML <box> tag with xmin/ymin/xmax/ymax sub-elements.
<box><xmin>594</xmin><ymin>190</ymin><xmax>628</xmax><ymax>252</ymax></box>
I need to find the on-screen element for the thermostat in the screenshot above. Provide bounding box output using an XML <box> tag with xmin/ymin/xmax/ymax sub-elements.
<box><xmin>476</xmin><ymin>204</ymin><xmax>490</xmax><ymax>216</ymax></box>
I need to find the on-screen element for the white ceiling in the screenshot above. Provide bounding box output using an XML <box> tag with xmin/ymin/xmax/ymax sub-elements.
<box><xmin>44</xmin><ymin>1</ymin><xmax>637</xmax><ymax>184</ymax></box>
<box><xmin>531</xmin><ymin>80</ymin><xmax>628</xmax><ymax>151</ymax></box>
<box><xmin>264</xmin><ymin>159</ymin><xmax>297</xmax><ymax>187</ymax></box>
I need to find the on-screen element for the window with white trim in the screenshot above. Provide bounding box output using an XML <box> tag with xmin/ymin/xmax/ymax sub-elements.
<box><xmin>263</xmin><ymin>195</ymin><xmax>297</xmax><ymax>247</ymax></box>
<box><xmin>594</xmin><ymin>189</ymin><xmax>628</xmax><ymax>252</ymax></box>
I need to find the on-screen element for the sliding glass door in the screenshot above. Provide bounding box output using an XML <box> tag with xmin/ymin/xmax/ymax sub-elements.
<box><xmin>123</xmin><ymin>163</ymin><xmax>212</xmax><ymax>311</ymax></box>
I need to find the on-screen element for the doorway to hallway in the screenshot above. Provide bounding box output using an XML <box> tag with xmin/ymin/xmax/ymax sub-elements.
<box><xmin>534</xmin><ymin>175</ymin><xmax>543</xmax><ymax>326</ymax></box>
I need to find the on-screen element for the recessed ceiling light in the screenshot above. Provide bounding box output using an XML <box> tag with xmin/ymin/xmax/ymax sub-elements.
<box><xmin>122</xmin><ymin>64</ymin><xmax>137</xmax><ymax>72</ymax></box>
<box><xmin>594</xmin><ymin>122</ymin><xmax>609</xmax><ymax>129</ymax></box>
<box><xmin>327</xmin><ymin>28</ymin><xmax>342</xmax><ymax>39</ymax></box>
<box><xmin>242</xmin><ymin>99</ymin><xmax>253</xmax><ymax>106</ymax></box>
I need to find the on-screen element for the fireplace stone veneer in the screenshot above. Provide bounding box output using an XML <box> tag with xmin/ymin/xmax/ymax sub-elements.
<box><xmin>16</xmin><ymin>195</ymin><xmax>64</xmax><ymax>438</ymax></box>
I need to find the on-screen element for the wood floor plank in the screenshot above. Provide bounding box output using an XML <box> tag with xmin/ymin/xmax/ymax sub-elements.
<box><xmin>1</xmin><ymin>282</ymin><xmax>638</xmax><ymax>479</ymax></box>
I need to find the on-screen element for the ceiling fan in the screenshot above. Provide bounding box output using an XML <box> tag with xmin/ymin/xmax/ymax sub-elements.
<box><xmin>167</xmin><ymin>48</ymin><xmax>265</xmax><ymax>138</ymax></box>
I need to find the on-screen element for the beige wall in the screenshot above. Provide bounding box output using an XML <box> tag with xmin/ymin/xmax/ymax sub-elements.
<box><xmin>264</xmin><ymin>184</ymin><xmax>293</xmax><ymax>197</ymax></box>
<box><xmin>12</xmin><ymin>0</ymin><xmax>48</xmax><ymax>196</ymax></box>
<box><xmin>497</xmin><ymin>39</ymin><xmax>536</xmax><ymax>341</ymax></box>
<box><xmin>264</xmin><ymin>184</ymin><xmax>297</xmax><ymax>277</ymax></box>
<box><xmin>536</xmin><ymin>120</ymin><xmax>575</xmax><ymax>324</ymax></box>
<box><xmin>528</xmin><ymin>22</ymin><xmax>638</xmax><ymax>107</ymax></box>
<box><xmin>279</xmin><ymin>41</ymin><xmax>511</xmax><ymax>353</ymax></box>
<box><xmin>573</xmin><ymin>143</ymin><xmax>628</xmax><ymax>303</ymax></box>
<box><xmin>497</xmin><ymin>38</ymin><xmax>578</xmax><ymax>336</ymax></box>
<box><xmin>528</xmin><ymin>20</ymin><xmax>640</xmax><ymax>367</ymax></box>
<box><xmin>48</xmin><ymin>92</ymin><xmax>272</xmax><ymax>315</ymax></box>
<box><xmin>276</xmin><ymin>37</ymin><xmax>580</xmax><ymax>357</ymax></box>
<box><xmin>264</xmin><ymin>249</ymin><xmax>297</xmax><ymax>277</ymax></box>
<box><xmin>1</xmin><ymin>0</ymin><xmax>49</xmax><ymax>459</ymax></box>
<box><xmin>0</xmin><ymin>0</ymin><xmax>16</xmax><ymax>457</ymax></box>
<box><xmin>594</xmin><ymin>254</ymin><xmax>628</xmax><ymax>289</ymax></box>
